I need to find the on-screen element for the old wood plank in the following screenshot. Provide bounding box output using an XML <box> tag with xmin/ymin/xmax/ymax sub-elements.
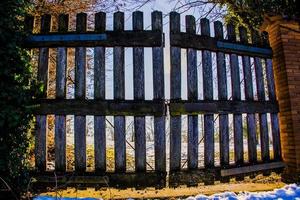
<box><xmin>170</xmin><ymin>12</ymin><xmax>182</xmax><ymax>171</ymax></box>
<box><xmin>55</xmin><ymin>14</ymin><xmax>68</xmax><ymax>172</ymax></box>
<box><xmin>114</xmin><ymin>12</ymin><xmax>126</xmax><ymax>172</ymax></box>
<box><xmin>36</xmin><ymin>99</ymin><xmax>165</xmax><ymax>116</ymax></box>
<box><xmin>152</xmin><ymin>11</ymin><xmax>166</xmax><ymax>172</ymax></box>
<box><xmin>24</xmin><ymin>15</ymin><xmax>34</xmax><ymax>33</ymax></box>
<box><xmin>239</xmin><ymin>27</ymin><xmax>257</xmax><ymax>164</ymax></box>
<box><xmin>215</xmin><ymin>21</ymin><xmax>229</xmax><ymax>168</ymax></box>
<box><xmin>266</xmin><ymin>58</ymin><xmax>282</xmax><ymax>161</ymax></box>
<box><xmin>201</xmin><ymin>18</ymin><xmax>214</xmax><ymax>168</ymax></box>
<box><xmin>74</xmin><ymin>13</ymin><xmax>87</xmax><ymax>172</ymax></box>
<box><xmin>25</xmin><ymin>31</ymin><xmax>163</xmax><ymax>48</ymax></box>
<box><xmin>186</xmin><ymin>15</ymin><xmax>198</xmax><ymax>170</ymax></box>
<box><xmin>169</xmin><ymin>100</ymin><xmax>279</xmax><ymax>115</ymax></box>
<box><xmin>253</xmin><ymin>31</ymin><xmax>270</xmax><ymax>162</ymax></box>
<box><xmin>35</xmin><ymin>14</ymin><xmax>51</xmax><ymax>172</ymax></box>
<box><xmin>221</xmin><ymin>162</ymin><xmax>285</xmax><ymax>177</ymax></box>
<box><xmin>94</xmin><ymin>12</ymin><xmax>106</xmax><ymax>172</ymax></box>
<box><xmin>133</xmin><ymin>11</ymin><xmax>146</xmax><ymax>172</ymax></box>
<box><xmin>33</xmin><ymin>171</ymin><xmax>167</xmax><ymax>188</ymax></box>
<box><xmin>227</xmin><ymin>22</ymin><xmax>244</xmax><ymax>166</ymax></box>
<box><xmin>169</xmin><ymin>33</ymin><xmax>272</xmax><ymax>58</ymax></box>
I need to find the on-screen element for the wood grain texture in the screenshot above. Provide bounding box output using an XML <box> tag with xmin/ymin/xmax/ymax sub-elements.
<box><xmin>221</xmin><ymin>162</ymin><xmax>285</xmax><ymax>177</ymax></box>
<box><xmin>114</xmin><ymin>12</ymin><xmax>126</xmax><ymax>172</ymax></box>
<box><xmin>152</xmin><ymin>11</ymin><xmax>166</xmax><ymax>172</ymax></box>
<box><xmin>36</xmin><ymin>99</ymin><xmax>165</xmax><ymax>116</ymax></box>
<box><xmin>253</xmin><ymin>32</ymin><xmax>270</xmax><ymax>162</ymax></box>
<box><xmin>186</xmin><ymin>15</ymin><xmax>198</xmax><ymax>170</ymax></box>
<box><xmin>35</xmin><ymin>14</ymin><xmax>51</xmax><ymax>172</ymax></box>
<box><xmin>25</xmin><ymin>31</ymin><xmax>163</xmax><ymax>48</ymax></box>
<box><xmin>94</xmin><ymin>12</ymin><xmax>106</xmax><ymax>172</ymax></box>
<box><xmin>239</xmin><ymin>27</ymin><xmax>257</xmax><ymax>164</ymax></box>
<box><xmin>215</xmin><ymin>21</ymin><xmax>229</xmax><ymax>168</ymax></box>
<box><xmin>133</xmin><ymin>11</ymin><xmax>146</xmax><ymax>172</ymax></box>
<box><xmin>170</xmin><ymin>12</ymin><xmax>182</xmax><ymax>171</ymax></box>
<box><xmin>169</xmin><ymin>33</ymin><xmax>272</xmax><ymax>58</ymax></box>
<box><xmin>74</xmin><ymin>13</ymin><xmax>87</xmax><ymax>172</ymax></box>
<box><xmin>227</xmin><ymin>22</ymin><xmax>243</xmax><ymax>166</ymax></box>
<box><xmin>55</xmin><ymin>14</ymin><xmax>68</xmax><ymax>172</ymax></box>
<box><xmin>169</xmin><ymin>100</ymin><xmax>279</xmax><ymax>115</ymax></box>
<box><xmin>201</xmin><ymin>18</ymin><xmax>214</xmax><ymax>168</ymax></box>
<box><xmin>266</xmin><ymin>59</ymin><xmax>281</xmax><ymax>161</ymax></box>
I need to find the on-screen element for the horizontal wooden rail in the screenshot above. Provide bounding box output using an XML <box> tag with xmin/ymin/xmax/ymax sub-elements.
<box><xmin>34</xmin><ymin>99</ymin><xmax>166</xmax><ymax>116</ymax></box>
<box><xmin>170</xmin><ymin>33</ymin><xmax>272</xmax><ymax>58</ymax></box>
<box><xmin>31</xmin><ymin>171</ymin><xmax>167</xmax><ymax>188</ymax></box>
<box><xmin>221</xmin><ymin>161</ymin><xmax>285</xmax><ymax>177</ymax></box>
<box><xmin>169</xmin><ymin>100</ymin><xmax>279</xmax><ymax>115</ymax></box>
<box><xmin>24</xmin><ymin>31</ymin><xmax>164</xmax><ymax>48</ymax></box>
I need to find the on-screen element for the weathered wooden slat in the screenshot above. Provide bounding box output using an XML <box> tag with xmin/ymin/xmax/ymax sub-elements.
<box><xmin>74</xmin><ymin>13</ymin><xmax>87</xmax><ymax>172</ymax></box>
<box><xmin>94</xmin><ymin>12</ymin><xmax>106</xmax><ymax>172</ymax></box>
<box><xmin>215</xmin><ymin>21</ymin><xmax>229</xmax><ymax>168</ymax></box>
<box><xmin>152</xmin><ymin>11</ymin><xmax>166</xmax><ymax>172</ymax></box>
<box><xmin>24</xmin><ymin>15</ymin><xmax>34</xmax><ymax>33</ymax></box>
<box><xmin>239</xmin><ymin>27</ymin><xmax>257</xmax><ymax>164</ymax></box>
<box><xmin>35</xmin><ymin>115</ymin><xmax>48</xmax><ymax>172</ymax></box>
<box><xmin>170</xmin><ymin>12</ymin><xmax>182</xmax><ymax>171</ymax></box>
<box><xmin>55</xmin><ymin>14</ymin><xmax>68</xmax><ymax>172</ymax></box>
<box><xmin>32</xmin><ymin>171</ymin><xmax>167</xmax><ymax>188</ymax></box>
<box><xmin>35</xmin><ymin>99</ymin><xmax>165</xmax><ymax>116</ymax></box>
<box><xmin>170</xmin><ymin>33</ymin><xmax>272</xmax><ymax>58</ymax></box>
<box><xmin>221</xmin><ymin>162</ymin><xmax>285</xmax><ymax>177</ymax></box>
<box><xmin>253</xmin><ymin>31</ymin><xmax>270</xmax><ymax>162</ymax></box>
<box><xmin>266</xmin><ymin>58</ymin><xmax>282</xmax><ymax>161</ymax></box>
<box><xmin>25</xmin><ymin>31</ymin><xmax>163</xmax><ymax>48</ymax></box>
<box><xmin>201</xmin><ymin>18</ymin><xmax>214</xmax><ymax>168</ymax></box>
<box><xmin>114</xmin><ymin>12</ymin><xmax>126</xmax><ymax>172</ymax></box>
<box><xmin>35</xmin><ymin>14</ymin><xmax>51</xmax><ymax>172</ymax></box>
<box><xmin>227</xmin><ymin>22</ymin><xmax>244</xmax><ymax>166</ymax></box>
<box><xmin>133</xmin><ymin>11</ymin><xmax>146</xmax><ymax>172</ymax></box>
<box><xmin>186</xmin><ymin>15</ymin><xmax>198</xmax><ymax>170</ymax></box>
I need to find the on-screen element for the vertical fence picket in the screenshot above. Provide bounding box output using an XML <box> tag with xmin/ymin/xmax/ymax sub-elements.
<box><xmin>262</xmin><ymin>32</ymin><xmax>281</xmax><ymax>161</ymax></box>
<box><xmin>186</xmin><ymin>15</ymin><xmax>198</xmax><ymax>170</ymax></box>
<box><xmin>227</xmin><ymin>22</ymin><xmax>244</xmax><ymax>166</ymax></box>
<box><xmin>239</xmin><ymin>27</ymin><xmax>257</xmax><ymax>164</ymax></box>
<box><xmin>74</xmin><ymin>13</ymin><xmax>87</xmax><ymax>172</ymax></box>
<box><xmin>252</xmin><ymin>31</ymin><xmax>270</xmax><ymax>162</ymax></box>
<box><xmin>24</xmin><ymin>15</ymin><xmax>34</xmax><ymax>33</ymax></box>
<box><xmin>214</xmin><ymin>21</ymin><xmax>229</xmax><ymax>168</ymax></box>
<box><xmin>265</xmin><ymin>58</ymin><xmax>281</xmax><ymax>161</ymax></box>
<box><xmin>201</xmin><ymin>18</ymin><xmax>214</xmax><ymax>169</ymax></box>
<box><xmin>133</xmin><ymin>11</ymin><xmax>146</xmax><ymax>172</ymax></box>
<box><xmin>113</xmin><ymin>12</ymin><xmax>126</xmax><ymax>172</ymax></box>
<box><xmin>55</xmin><ymin>14</ymin><xmax>68</xmax><ymax>171</ymax></box>
<box><xmin>152</xmin><ymin>11</ymin><xmax>166</xmax><ymax>172</ymax></box>
<box><xmin>170</xmin><ymin>12</ymin><xmax>182</xmax><ymax>171</ymax></box>
<box><xmin>94</xmin><ymin>12</ymin><xmax>106</xmax><ymax>172</ymax></box>
<box><xmin>35</xmin><ymin>14</ymin><xmax>51</xmax><ymax>172</ymax></box>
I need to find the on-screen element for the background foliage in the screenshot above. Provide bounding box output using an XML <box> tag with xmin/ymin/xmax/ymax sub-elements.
<box><xmin>0</xmin><ymin>0</ymin><xmax>38</xmax><ymax>195</ymax></box>
<box><xmin>170</xmin><ymin>0</ymin><xmax>299</xmax><ymax>29</ymax></box>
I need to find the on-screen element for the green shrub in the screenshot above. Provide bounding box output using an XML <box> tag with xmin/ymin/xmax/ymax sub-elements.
<box><xmin>0</xmin><ymin>0</ymin><xmax>39</xmax><ymax>195</ymax></box>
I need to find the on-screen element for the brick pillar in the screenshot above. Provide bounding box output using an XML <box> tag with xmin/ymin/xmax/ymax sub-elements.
<box><xmin>262</xmin><ymin>16</ymin><xmax>300</xmax><ymax>181</ymax></box>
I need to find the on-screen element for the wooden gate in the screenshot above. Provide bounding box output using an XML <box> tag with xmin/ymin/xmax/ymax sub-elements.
<box><xmin>24</xmin><ymin>11</ymin><xmax>284</xmax><ymax>188</ymax></box>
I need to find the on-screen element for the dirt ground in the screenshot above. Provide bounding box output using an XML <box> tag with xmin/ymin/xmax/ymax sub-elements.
<box><xmin>37</xmin><ymin>173</ymin><xmax>285</xmax><ymax>199</ymax></box>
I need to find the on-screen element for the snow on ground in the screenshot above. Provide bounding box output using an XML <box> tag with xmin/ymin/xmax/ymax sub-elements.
<box><xmin>34</xmin><ymin>184</ymin><xmax>300</xmax><ymax>200</ymax></box>
<box><xmin>185</xmin><ymin>184</ymin><xmax>300</xmax><ymax>200</ymax></box>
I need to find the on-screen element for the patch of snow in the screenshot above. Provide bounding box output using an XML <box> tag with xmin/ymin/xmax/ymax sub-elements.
<box><xmin>186</xmin><ymin>184</ymin><xmax>300</xmax><ymax>200</ymax></box>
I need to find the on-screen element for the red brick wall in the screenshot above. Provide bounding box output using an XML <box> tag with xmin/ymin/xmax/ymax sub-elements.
<box><xmin>264</xmin><ymin>17</ymin><xmax>300</xmax><ymax>175</ymax></box>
